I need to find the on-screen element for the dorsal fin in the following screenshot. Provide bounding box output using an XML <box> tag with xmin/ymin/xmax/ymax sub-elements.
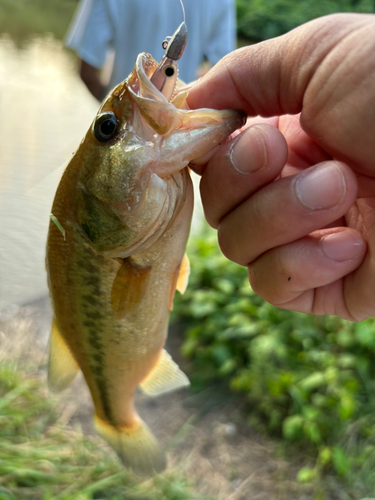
<box><xmin>48</xmin><ymin>319</ymin><xmax>80</xmax><ymax>393</ymax></box>
<box><xmin>111</xmin><ymin>259</ymin><xmax>151</xmax><ymax>319</ymax></box>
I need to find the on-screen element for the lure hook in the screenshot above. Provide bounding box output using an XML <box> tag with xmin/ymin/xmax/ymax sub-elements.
<box><xmin>150</xmin><ymin>0</ymin><xmax>188</xmax><ymax>101</ymax></box>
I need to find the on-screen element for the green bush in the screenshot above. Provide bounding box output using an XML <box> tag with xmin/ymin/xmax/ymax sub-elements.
<box><xmin>236</xmin><ymin>0</ymin><xmax>374</xmax><ymax>42</ymax></box>
<box><xmin>173</xmin><ymin>225</ymin><xmax>375</xmax><ymax>481</ymax></box>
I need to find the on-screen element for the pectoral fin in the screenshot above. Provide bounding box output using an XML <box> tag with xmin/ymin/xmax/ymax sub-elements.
<box><xmin>111</xmin><ymin>259</ymin><xmax>151</xmax><ymax>319</ymax></box>
<box><xmin>140</xmin><ymin>349</ymin><xmax>190</xmax><ymax>396</ymax></box>
<box><xmin>48</xmin><ymin>319</ymin><xmax>80</xmax><ymax>393</ymax></box>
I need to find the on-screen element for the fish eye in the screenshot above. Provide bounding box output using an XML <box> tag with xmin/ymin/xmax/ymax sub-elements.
<box><xmin>164</xmin><ymin>66</ymin><xmax>175</xmax><ymax>78</ymax></box>
<box><xmin>94</xmin><ymin>112</ymin><xmax>119</xmax><ymax>142</ymax></box>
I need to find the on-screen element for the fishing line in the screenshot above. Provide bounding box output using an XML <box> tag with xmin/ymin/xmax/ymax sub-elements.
<box><xmin>179</xmin><ymin>0</ymin><xmax>185</xmax><ymax>23</ymax></box>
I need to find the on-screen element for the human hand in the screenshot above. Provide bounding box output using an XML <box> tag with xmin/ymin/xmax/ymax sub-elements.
<box><xmin>186</xmin><ymin>13</ymin><xmax>375</xmax><ymax>321</ymax></box>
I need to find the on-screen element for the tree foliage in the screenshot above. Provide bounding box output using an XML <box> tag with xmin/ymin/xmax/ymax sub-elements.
<box><xmin>236</xmin><ymin>0</ymin><xmax>374</xmax><ymax>42</ymax></box>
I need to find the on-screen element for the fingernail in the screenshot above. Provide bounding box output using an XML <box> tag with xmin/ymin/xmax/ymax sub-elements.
<box><xmin>321</xmin><ymin>231</ymin><xmax>363</xmax><ymax>261</ymax></box>
<box><xmin>295</xmin><ymin>164</ymin><xmax>346</xmax><ymax>210</ymax></box>
<box><xmin>230</xmin><ymin>126</ymin><xmax>267</xmax><ymax>174</ymax></box>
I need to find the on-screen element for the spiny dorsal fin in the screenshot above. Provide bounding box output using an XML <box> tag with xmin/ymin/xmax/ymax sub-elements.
<box><xmin>176</xmin><ymin>253</ymin><xmax>190</xmax><ymax>294</ymax></box>
<box><xmin>48</xmin><ymin>319</ymin><xmax>80</xmax><ymax>393</ymax></box>
<box><xmin>139</xmin><ymin>349</ymin><xmax>190</xmax><ymax>396</ymax></box>
<box><xmin>111</xmin><ymin>259</ymin><xmax>151</xmax><ymax>319</ymax></box>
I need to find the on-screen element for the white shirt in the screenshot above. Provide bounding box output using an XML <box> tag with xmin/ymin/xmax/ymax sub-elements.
<box><xmin>66</xmin><ymin>0</ymin><xmax>236</xmax><ymax>92</ymax></box>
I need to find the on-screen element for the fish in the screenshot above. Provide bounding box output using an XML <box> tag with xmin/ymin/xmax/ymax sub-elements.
<box><xmin>46</xmin><ymin>50</ymin><xmax>244</xmax><ymax>476</ymax></box>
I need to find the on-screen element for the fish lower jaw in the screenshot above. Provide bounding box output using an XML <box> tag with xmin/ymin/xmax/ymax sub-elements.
<box><xmin>150</xmin><ymin>116</ymin><xmax>246</xmax><ymax>177</ymax></box>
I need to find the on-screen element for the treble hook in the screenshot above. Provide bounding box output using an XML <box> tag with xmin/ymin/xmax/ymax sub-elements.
<box><xmin>150</xmin><ymin>21</ymin><xmax>188</xmax><ymax>101</ymax></box>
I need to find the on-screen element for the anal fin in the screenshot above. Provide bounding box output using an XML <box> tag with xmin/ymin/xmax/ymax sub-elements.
<box><xmin>140</xmin><ymin>349</ymin><xmax>190</xmax><ymax>396</ymax></box>
<box><xmin>48</xmin><ymin>319</ymin><xmax>80</xmax><ymax>393</ymax></box>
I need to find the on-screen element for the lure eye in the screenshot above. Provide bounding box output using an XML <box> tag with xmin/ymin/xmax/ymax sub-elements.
<box><xmin>164</xmin><ymin>66</ymin><xmax>175</xmax><ymax>78</ymax></box>
<box><xmin>94</xmin><ymin>112</ymin><xmax>119</xmax><ymax>142</ymax></box>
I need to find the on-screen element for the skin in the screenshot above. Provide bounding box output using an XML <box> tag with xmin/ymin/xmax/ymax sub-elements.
<box><xmin>185</xmin><ymin>13</ymin><xmax>375</xmax><ymax>322</ymax></box>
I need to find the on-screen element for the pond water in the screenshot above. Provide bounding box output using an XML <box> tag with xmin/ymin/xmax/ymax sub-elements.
<box><xmin>0</xmin><ymin>34</ymin><xmax>98</xmax><ymax>308</ymax></box>
<box><xmin>0</xmin><ymin>34</ymin><xmax>203</xmax><ymax>309</ymax></box>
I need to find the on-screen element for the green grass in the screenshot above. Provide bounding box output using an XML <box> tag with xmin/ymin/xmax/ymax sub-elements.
<box><xmin>0</xmin><ymin>363</ymin><xmax>209</xmax><ymax>500</ymax></box>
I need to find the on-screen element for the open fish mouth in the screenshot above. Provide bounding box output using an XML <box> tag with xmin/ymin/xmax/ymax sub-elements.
<box><xmin>125</xmin><ymin>52</ymin><xmax>246</xmax><ymax>177</ymax></box>
<box><xmin>81</xmin><ymin>52</ymin><xmax>245</xmax><ymax>257</ymax></box>
<box><xmin>130</xmin><ymin>52</ymin><xmax>174</xmax><ymax>106</ymax></box>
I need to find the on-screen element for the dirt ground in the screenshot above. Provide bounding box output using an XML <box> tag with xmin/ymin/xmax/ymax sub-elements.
<box><xmin>0</xmin><ymin>297</ymin><xmax>351</xmax><ymax>500</ymax></box>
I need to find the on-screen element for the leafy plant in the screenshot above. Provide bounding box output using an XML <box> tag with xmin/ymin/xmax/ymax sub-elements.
<box><xmin>236</xmin><ymin>0</ymin><xmax>374</xmax><ymax>42</ymax></box>
<box><xmin>173</xmin><ymin>224</ymin><xmax>375</xmax><ymax>490</ymax></box>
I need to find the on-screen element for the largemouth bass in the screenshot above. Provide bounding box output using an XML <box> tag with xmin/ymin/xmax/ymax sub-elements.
<box><xmin>46</xmin><ymin>51</ymin><xmax>244</xmax><ymax>476</ymax></box>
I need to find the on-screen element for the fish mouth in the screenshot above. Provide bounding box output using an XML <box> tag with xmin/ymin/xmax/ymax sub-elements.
<box><xmin>129</xmin><ymin>52</ymin><xmax>171</xmax><ymax>107</ymax></box>
<box><xmin>127</xmin><ymin>53</ymin><xmax>246</xmax><ymax>176</ymax></box>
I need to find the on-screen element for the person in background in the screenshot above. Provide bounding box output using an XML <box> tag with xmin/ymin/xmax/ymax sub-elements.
<box><xmin>66</xmin><ymin>0</ymin><xmax>236</xmax><ymax>100</ymax></box>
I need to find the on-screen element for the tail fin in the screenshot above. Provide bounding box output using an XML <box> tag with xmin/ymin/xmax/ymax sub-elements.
<box><xmin>94</xmin><ymin>415</ymin><xmax>166</xmax><ymax>476</ymax></box>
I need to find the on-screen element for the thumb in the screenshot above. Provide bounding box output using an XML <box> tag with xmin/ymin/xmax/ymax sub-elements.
<box><xmin>186</xmin><ymin>13</ymin><xmax>371</xmax><ymax>118</ymax></box>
